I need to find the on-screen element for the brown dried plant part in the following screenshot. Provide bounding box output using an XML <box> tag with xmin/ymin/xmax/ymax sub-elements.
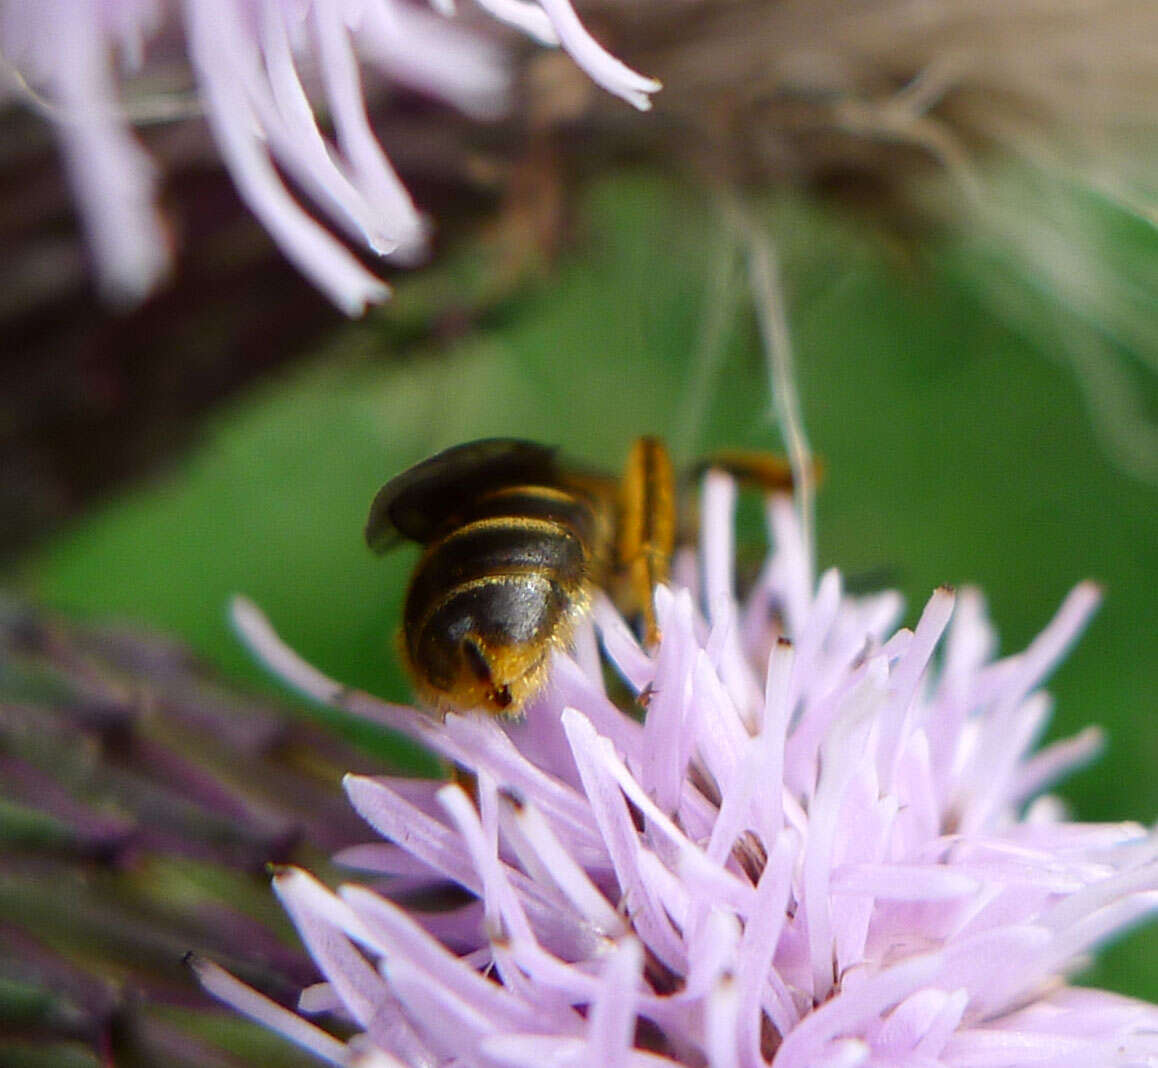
<box><xmin>574</xmin><ymin>0</ymin><xmax>1158</xmax><ymax>200</ymax></box>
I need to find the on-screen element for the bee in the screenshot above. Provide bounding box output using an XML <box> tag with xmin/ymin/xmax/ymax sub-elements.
<box><xmin>366</xmin><ymin>438</ymin><xmax>795</xmax><ymax>716</ymax></box>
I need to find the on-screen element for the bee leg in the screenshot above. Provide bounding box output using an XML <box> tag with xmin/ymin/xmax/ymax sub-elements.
<box><xmin>691</xmin><ymin>450</ymin><xmax>822</xmax><ymax>492</ymax></box>
<box><xmin>462</xmin><ymin>637</ymin><xmax>513</xmax><ymax>711</ymax></box>
<box><xmin>617</xmin><ymin>436</ymin><xmax>676</xmax><ymax>647</ymax></box>
<box><xmin>462</xmin><ymin>636</ymin><xmax>492</xmax><ymax>682</ymax></box>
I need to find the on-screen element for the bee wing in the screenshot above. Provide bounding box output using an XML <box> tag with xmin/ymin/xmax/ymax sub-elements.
<box><xmin>365</xmin><ymin>439</ymin><xmax>561</xmax><ymax>552</ymax></box>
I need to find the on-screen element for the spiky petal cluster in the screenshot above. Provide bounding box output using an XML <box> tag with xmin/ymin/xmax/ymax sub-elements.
<box><xmin>0</xmin><ymin>0</ymin><xmax>659</xmax><ymax>311</ymax></box>
<box><xmin>218</xmin><ymin>472</ymin><xmax>1158</xmax><ymax>1066</ymax></box>
<box><xmin>0</xmin><ymin>597</ymin><xmax>378</xmax><ymax>1063</ymax></box>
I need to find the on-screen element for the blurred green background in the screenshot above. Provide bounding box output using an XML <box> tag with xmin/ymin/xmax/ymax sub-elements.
<box><xmin>9</xmin><ymin>170</ymin><xmax>1157</xmax><ymax>1012</ymax></box>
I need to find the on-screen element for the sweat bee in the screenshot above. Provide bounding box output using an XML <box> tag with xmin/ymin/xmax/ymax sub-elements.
<box><xmin>366</xmin><ymin>438</ymin><xmax>795</xmax><ymax>716</ymax></box>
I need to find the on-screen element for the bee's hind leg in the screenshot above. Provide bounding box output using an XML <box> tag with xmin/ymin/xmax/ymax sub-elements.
<box><xmin>616</xmin><ymin>436</ymin><xmax>676</xmax><ymax>647</ymax></box>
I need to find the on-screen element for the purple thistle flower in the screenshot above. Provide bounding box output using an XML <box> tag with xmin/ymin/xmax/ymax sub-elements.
<box><xmin>0</xmin><ymin>0</ymin><xmax>659</xmax><ymax>312</ymax></box>
<box><xmin>207</xmin><ymin>472</ymin><xmax>1158</xmax><ymax>1066</ymax></box>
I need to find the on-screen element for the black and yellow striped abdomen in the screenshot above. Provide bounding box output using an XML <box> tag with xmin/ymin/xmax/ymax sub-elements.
<box><xmin>401</xmin><ymin>485</ymin><xmax>603</xmax><ymax>714</ymax></box>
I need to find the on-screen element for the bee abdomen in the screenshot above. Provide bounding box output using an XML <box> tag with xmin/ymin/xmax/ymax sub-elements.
<box><xmin>467</xmin><ymin>484</ymin><xmax>604</xmax><ymax>549</ymax></box>
<box><xmin>409</xmin><ymin>514</ymin><xmax>587</xmax><ymax>602</ymax></box>
<box><xmin>403</xmin><ymin>515</ymin><xmax>588</xmax><ymax>676</ymax></box>
<box><xmin>412</xmin><ymin>573</ymin><xmax>571</xmax><ymax>687</ymax></box>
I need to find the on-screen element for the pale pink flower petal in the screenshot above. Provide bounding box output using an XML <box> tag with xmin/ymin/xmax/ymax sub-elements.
<box><xmin>2</xmin><ymin>0</ymin><xmax>658</xmax><ymax>309</ymax></box>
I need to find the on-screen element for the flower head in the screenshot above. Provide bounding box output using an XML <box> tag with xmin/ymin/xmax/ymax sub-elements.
<box><xmin>215</xmin><ymin>472</ymin><xmax>1158</xmax><ymax>1066</ymax></box>
<box><xmin>0</xmin><ymin>0</ymin><xmax>659</xmax><ymax>311</ymax></box>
